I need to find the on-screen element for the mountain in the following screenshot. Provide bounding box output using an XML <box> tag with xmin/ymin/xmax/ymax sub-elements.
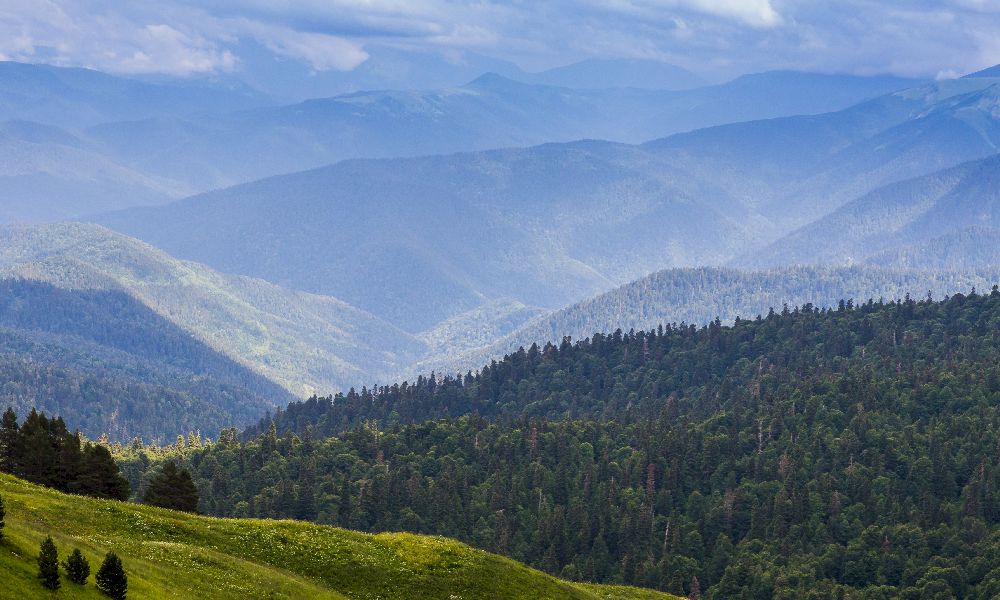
<box><xmin>645</xmin><ymin>75</ymin><xmax>1000</xmax><ymax>227</ymax></box>
<box><xmin>0</xmin><ymin>223</ymin><xmax>425</xmax><ymax>398</ymax></box>
<box><xmin>0</xmin><ymin>120</ymin><xmax>183</xmax><ymax>222</ymax></box>
<box><xmin>416</xmin><ymin>265</ymin><xmax>1000</xmax><ymax>376</ymax></box>
<box><xmin>0</xmin><ymin>278</ymin><xmax>287</xmax><ymax>440</ymax></box>
<box><xmin>0</xmin><ymin>61</ymin><xmax>270</xmax><ymax>129</ymax></box>
<box><xmin>744</xmin><ymin>153</ymin><xmax>1000</xmax><ymax>268</ymax></box>
<box><xmin>521</xmin><ymin>58</ymin><xmax>706</xmax><ymax>90</ymax></box>
<box><xmin>94</xmin><ymin>141</ymin><xmax>760</xmax><ymax>332</ymax></box>
<box><xmin>183</xmin><ymin>290</ymin><xmax>1000</xmax><ymax>598</ymax></box>
<box><xmin>0</xmin><ymin>474</ymin><xmax>672</xmax><ymax>600</ymax></box>
<box><xmin>87</xmin><ymin>71</ymin><xmax>918</xmax><ymax>194</ymax></box>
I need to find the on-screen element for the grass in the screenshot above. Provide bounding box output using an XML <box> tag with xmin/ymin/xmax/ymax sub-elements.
<box><xmin>0</xmin><ymin>474</ymin><xmax>677</xmax><ymax>599</ymax></box>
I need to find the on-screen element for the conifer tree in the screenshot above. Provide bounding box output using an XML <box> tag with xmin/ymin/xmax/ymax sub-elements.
<box><xmin>143</xmin><ymin>461</ymin><xmax>198</xmax><ymax>512</ymax></box>
<box><xmin>0</xmin><ymin>407</ymin><xmax>17</xmax><ymax>473</ymax></box>
<box><xmin>37</xmin><ymin>535</ymin><xmax>60</xmax><ymax>590</ymax></box>
<box><xmin>64</xmin><ymin>548</ymin><xmax>90</xmax><ymax>584</ymax></box>
<box><xmin>95</xmin><ymin>552</ymin><xmax>127</xmax><ymax>599</ymax></box>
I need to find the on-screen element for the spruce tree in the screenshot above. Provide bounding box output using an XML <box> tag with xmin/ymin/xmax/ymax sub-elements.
<box><xmin>95</xmin><ymin>552</ymin><xmax>127</xmax><ymax>599</ymax></box>
<box><xmin>64</xmin><ymin>548</ymin><xmax>90</xmax><ymax>585</ymax></box>
<box><xmin>143</xmin><ymin>461</ymin><xmax>198</xmax><ymax>512</ymax></box>
<box><xmin>0</xmin><ymin>407</ymin><xmax>18</xmax><ymax>474</ymax></box>
<box><xmin>37</xmin><ymin>535</ymin><xmax>60</xmax><ymax>590</ymax></box>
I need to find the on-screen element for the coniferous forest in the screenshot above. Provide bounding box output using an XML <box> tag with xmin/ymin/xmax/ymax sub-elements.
<box><xmin>113</xmin><ymin>288</ymin><xmax>1000</xmax><ymax>598</ymax></box>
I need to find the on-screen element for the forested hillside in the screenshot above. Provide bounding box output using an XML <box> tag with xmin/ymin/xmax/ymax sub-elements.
<box><xmin>0</xmin><ymin>222</ymin><xmax>426</xmax><ymax>398</ymax></box>
<box><xmin>0</xmin><ymin>278</ymin><xmax>286</xmax><ymax>440</ymax></box>
<box><xmin>119</xmin><ymin>288</ymin><xmax>1000</xmax><ymax>598</ymax></box>
<box><xmin>420</xmin><ymin>265</ymin><xmax>1000</xmax><ymax>377</ymax></box>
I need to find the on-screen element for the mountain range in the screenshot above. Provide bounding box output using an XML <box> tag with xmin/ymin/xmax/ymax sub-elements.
<box><xmin>0</xmin><ymin>61</ymin><xmax>918</xmax><ymax>223</ymax></box>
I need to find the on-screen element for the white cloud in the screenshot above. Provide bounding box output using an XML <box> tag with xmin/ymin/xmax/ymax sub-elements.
<box><xmin>0</xmin><ymin>0</ymin><xmax>998</xmax><ymax>80</ymax></box>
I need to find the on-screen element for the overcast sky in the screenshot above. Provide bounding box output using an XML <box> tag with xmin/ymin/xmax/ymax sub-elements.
<box><xmin>2</xmin><ymin>0</ymin><xmax>999</xmax><ymax>80</ymax></box>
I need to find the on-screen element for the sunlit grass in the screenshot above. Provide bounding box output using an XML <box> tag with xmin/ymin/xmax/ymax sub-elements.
<box><xmin>0</xmin><ymin>474</ymin><xmax>677</xmax><ymax>599</ymax></box>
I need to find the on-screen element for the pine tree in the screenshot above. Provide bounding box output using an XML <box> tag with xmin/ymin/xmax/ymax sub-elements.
<box><xmin>143</xmin><ymin>461</ymin><xmax>198</xmax><ymax>512</ymax></box>
<box><xmin>64</xmin><ymin>548</ymin><xmax>90</xmax><ymax>584</ymax></box>
<box><xmin>95</xmin><ymin>552</ymin><xmax>127</xmax><ymax>599</ymax></box>
<box><xmin>37</xmin><ymin>535</ymin><xmax>60</xmax><ymax>590</ymax></box>
<box><xmin>689</xmin><ymin>575</ymin><xmax>700</xmax><ymax>600</ymax></box>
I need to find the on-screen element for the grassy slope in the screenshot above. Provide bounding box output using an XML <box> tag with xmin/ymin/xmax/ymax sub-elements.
<box><xmin>0</xmin><ymin>475</ymin><xmax>675</xmax><ymax>600</ymax></box>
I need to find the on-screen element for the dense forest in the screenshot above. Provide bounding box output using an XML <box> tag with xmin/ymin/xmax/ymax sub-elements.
<box><xmin>0</xmin><ymin>278</ymin><xmax>286</xmax><ymax>439</ymax></box>
<box><xmin>118</xmin><ymin>287</ymin><xmax>1000</xmax><ymax>598</ymax></box>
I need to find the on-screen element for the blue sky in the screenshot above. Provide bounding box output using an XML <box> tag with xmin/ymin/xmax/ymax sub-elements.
<box><xmin>2</xmin><ymin>0</ymin><xmax>999</xmax><ymax>80</ymax></box>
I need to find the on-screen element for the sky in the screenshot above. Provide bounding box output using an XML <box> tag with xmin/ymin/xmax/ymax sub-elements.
<box><xmin>1</xmin><ymin>0</ymin><xmax>999</xmax><ymax>81</ymax></box>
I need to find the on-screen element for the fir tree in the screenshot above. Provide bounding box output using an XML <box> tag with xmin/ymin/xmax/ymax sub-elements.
<box><xmin>95</xmin><ymin>552</ymin><xmax>127</xmax><ymax>599</ymax></box>
<box><xmin>64</xmin><ymin>548</ymin><xmax>90</xmax><ymax>584</ymax></box>
<box><xmin>0</xmin><ymin>407</ymin><xmax>17</xmax><ymax>474</ymax></box>
<box><xmin>143</xmin><ymin>461</ymin><xmax>198</xmax><ymax>512</ymax></box>
<box><xmin>37</xmin><ymin>535</ymin><xmax>60</xmax><ymax>590</ymax></box>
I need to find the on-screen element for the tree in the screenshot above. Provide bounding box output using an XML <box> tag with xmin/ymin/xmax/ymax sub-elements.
<box><xmin>689</xmin><ymin>574</ymin><xmax>700</xmax><ymax>599</ymax></box>
<box><xmin>143</xmin><ymin>461</ymin><xmax>198</xmax><ymax>512</ymax></box>
<box><xmin>0</xmin><ymin>407</ymin><xmax>17</xmax><ymax>473</ymax></box>
<box><xmin>37</xmin><ymin>535</ymin><xmax>60</xmax><ymax>590</ymax></box>
<box><xmin>78</xmin><ymin>444</ymin><xmax>130</xmax><ymax>500</ymax></box>
<box><xmin>96</xmin><ymin>552</ymin><xmax>127</xmax><ymax>599</ymax></box>
<box><xmin>64</xmin><ymin>548</ymin><xmax>90</xmax><ymax>584</ymax></box>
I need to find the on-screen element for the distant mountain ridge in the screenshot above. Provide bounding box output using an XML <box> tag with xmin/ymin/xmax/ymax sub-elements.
<box><xmin>744</xmin><ymin>153</ymin><xmax>1000</xmax><ymax>268</ymax></box>
<box><xmin>0</xmin><ymin>222</ymin><xmax>427</xmax><ymax>398</ymax></box>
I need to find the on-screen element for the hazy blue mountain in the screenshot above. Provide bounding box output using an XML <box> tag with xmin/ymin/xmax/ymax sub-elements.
<box><xmin>94</xmin><ymin>140</ymin><xmax>762</xmax><ymax>331</ymax></box>
<box><xmin>744</xmin><ymin>153</ymin><xmax>1000</xmax><ymax>268</ymax></box>
<box><xmin>0</xmin><ymin>278</ymin><xmax>288</xmax><ymax>440</ymax></box>
<box><xmin>0</xmin><ymin>223</ymin><xmax>426</xmax><ymax>397</ymax></box>
<box><xmin>220</xmin><ymin>42</ymin><xmax>525</xmax><ymax>102</ymax></box>
<box><xmin>421</xmin><ymin>266</ymin><xmax>1000</xmax><ymax>377</ymax></box>
<box><xmin>0</xmin><ymin>61</ymin><xmax>270</xmax><ymax>129</ymax></box>
<box><xmin>0</xmin><ymin>120</ymin><xmax>183</xmax><ymax>222</ymax></box>
<box><xmin>646</xmin><ymin>75</ymin><xmax>1000</xmax><ymax>227</ymax></box>
<box><xmin>519</xmin><ymin>58</ymin><xmax>706</xmax><ymax>89</ymax></box>
<box><xmin>85</xmin><ymin>70</ymin><xmax>921</xmax><ymax>195</ymax></box>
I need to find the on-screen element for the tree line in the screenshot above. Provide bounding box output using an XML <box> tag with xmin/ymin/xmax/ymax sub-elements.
<box><xmin>0</xmin><ymin>407</ymin><xmax>129</xmax><ymax>500</ymax></box>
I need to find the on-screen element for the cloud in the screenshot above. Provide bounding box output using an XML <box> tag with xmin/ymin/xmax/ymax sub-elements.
<box><xmin>0</xmin><ymin>0</ymin><xmax>999</xmax><ymax>80</ymax></box>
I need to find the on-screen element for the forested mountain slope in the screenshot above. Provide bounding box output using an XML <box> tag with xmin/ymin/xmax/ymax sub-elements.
<box><xmin>95</xmin><ymin>141</ymin><xmax>758</xmax><ymax>331</ymax></box>
<box><xmin>745</xmin><ymin>153</ymin><xmax>1000</xmax><ymax>269</ymax></box>
<box><xmin>0</xmin><ymin>223</ymin><xmax>425</xmax><ymax>398</ymax></box>
<box><xmin>127</xmin><ymin>289</ymin><xmax>1000</xmax><ymax>598</ymax></box>
<box><xmin>94</xmin><ymin>73</ymin><xmax>1000</xmax><ymax>335</ymax></box>
<box><xmin>0</xmin><ymin>474</ymin><xmax>672</xmax><ymax>599</ymax></box>
<box><xmin>419</xmin><ymin>266</ymin><xmax>1000</xmax><ymax>376</ymax></box>
<box><xmin>0</xmin><ymin>278</ymin><xmax>284</xmax><ymax>440</ymax></box>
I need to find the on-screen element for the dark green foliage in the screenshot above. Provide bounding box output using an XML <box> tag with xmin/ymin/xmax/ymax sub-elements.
<box><xmin>122</xmin><ymin>288</ymin><xmax>1000</xmax><ymax>598</ymax></box>
<box><xmin>37</xmin><ymin>535</ymin><xmax>60</xmax><ymax>590</ymax></box>
<box><xmin>95</xmin><ymin>552</ymin><xmax>127</xmax><ymax>600</ymax></box>
<box><xmin>64</xmin><ymin>548</ymin><xmax>90</xmax><ymax>584</ymax></box>
<box><xmin>0</xmin><ymin>278</ymin><xmax>287</xmax><ymax>440</ymax></box>
<box><xmin>143</xmin><ymin>461</ymin><xmax>198</xmax><ymax>513</ymax></box>
<box><xmin>0</xmin><ymin>408</ymin><xmax>129</xmax><ymax>500</ymax></box>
